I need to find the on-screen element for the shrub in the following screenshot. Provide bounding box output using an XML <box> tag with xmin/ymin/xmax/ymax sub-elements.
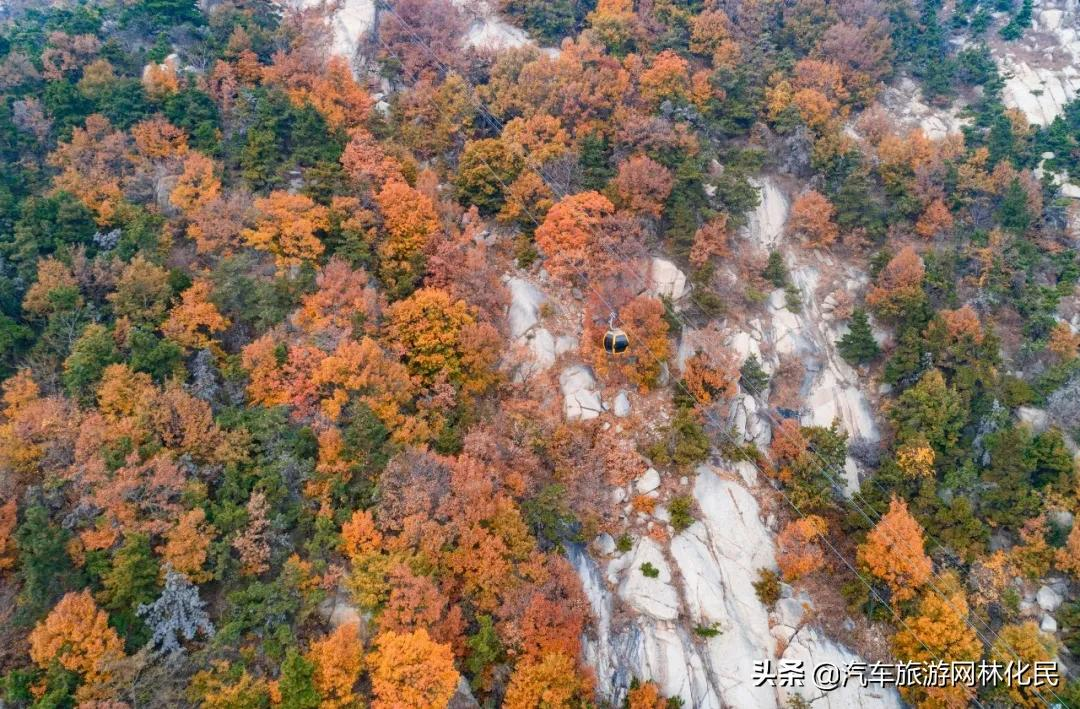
<box><xmin>693</xmin><ymin>623</ymin><xmax>722</xmax><ymax>638</ymax></box>
<box><xmin>640</xmin><ymin>562</ymin><xmax>660</xmax><ymax>578</ymax></box>
<box><xmin>752</xmin><ymin>568</ymin><xmax>781</xmax><ymax>608</ymax></box>
<box><xmin>669</xmin><ymin>495</ymin><xmax>695</xmax><ymax>532</ymax></box>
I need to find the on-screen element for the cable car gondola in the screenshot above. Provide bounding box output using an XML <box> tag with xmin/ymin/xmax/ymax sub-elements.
<box><xmin>603</xmin><ymin>313</ymin><xmax>630</xmax><ymax>355</ymax></box>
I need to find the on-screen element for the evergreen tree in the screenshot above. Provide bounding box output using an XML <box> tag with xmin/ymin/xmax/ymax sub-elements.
<box><xmin>999</xmin><ymin>177</ymin><xmax>1032</xmax><ymax>233</ymax></box>
<box><xmin>838</xmin><ymin>309</ymin><xmax>881</xmax><ymax>365</ymax></box>
<box><xmin>278</xmin><ymin>649</ymin><xmax>321</xmax><ymax>709</ymax></box>
<box><xmin>62</xmin><ymin>324</ymin><xmax>121</xmax><ymax>403</ymax></box>
<box><xmin>137</xmin><ymin>569</ymin><xmax>215</xmax><ymax>656</ymax></box>
<box><xmin>981</xmin><ymin>426</ymin><xmax>1040</xmax><ymax>528</ymax></box>
<box><xmin>100</xmin><ymin>533</ymin><xmax>160</xmax><ymax>645</ymax></box>
<box><xmin>763</xmin><ymin>251</ymin><xmax>788</xmax><ymax>287</ymax></box>
<box><xmin>740</xmin><ymin>354</ymin><xmax>770</xmax><ymax>393</ymax></box>
<box><xmin>14</xmin><ymin>506</ymin><xmax>83</xmax><ymax>623</ymax></box>
<box><xmin>889</xmin><ymin>368</ymin><xmax>967</xmax><ymax>463</ymax></box>
<box><xmin>465</xmin><ymin>615</ymin><xmax>503</xmax><ymax>680</ymax></box>
<box><xmin>1029</xmin><ymin>429</ymin><xmax>1073</xmax><ymax>489</ymax></box>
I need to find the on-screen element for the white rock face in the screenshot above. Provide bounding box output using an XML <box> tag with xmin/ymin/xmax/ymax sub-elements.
<box><xmin>318</xmin><ymin>586</ymin><xmax>364</xmax><ymax>629</ymax></box>
<box><xmin>613</xmin><ymin>391</ymin><xmax>631</xmax><ymax>417</ymax></box>
<box><xmin>649</xmin><ymin>258</ymin><xmax>689</xmax><ymax>300</ymax></box>
<box><xmin>594</xmin><ymin>533</ymin><xmax>617</xmax><ymax>556</ymax></box>
<box><xmin>571</xmin><ymin>465</ymin><xmax>900</xmax><ymax>708</ymax></box>
<box><xmin>293</xmin><ymin>0</ymin><xmax>376</xmax><ymax>64</ymax></box>
<box><xmin>1018</xmin><ymin>406</ymin><xmax>1051</xmax><ymax>433</ymax></box>
<box><xmin>995</xmin><ymin>0</ymin><xmax>1080</xmax><ymax>125</ymax></box>
<box><xmin>636</xmin><ymin>467</ymin><xmax>661</xmax><ymax>494</ymax></box>
<box><xmin>611</xmin><ymin>537</ymin><xmax>680</xmax><ymax>620</ymax></box>
<box><xmin>770</xmin><ymin>597</ymin><xmax>903</xmax><ymax>708</ymax></box>
<box><xmin>507</xmin><ymin>277</ymin><xmax>544</xmax><ymax>339</ymax></box>
<box><xmin>560</xmin><ymin>365</ymin><xmax>603</xmax><ymax>421</ymax></box>
<box><xmin>464</xmin><ymin>16</ymin><xmax>530</xmax><ymax>49</ymax></box>
<box><xmin>742</xmin><ymin>177</ymin><xmax>789</xmax><ymax>250</ymax></box>
<box><xmin>1037</xmin><ymin>584</ymin><xmax>1064</xmax><ymax>612</ymax></box>
<box><xmin>731</xmin><ymin>393</ymin><xmax>771</xmax><ymax>448</ymax></box>
<box><xmin>874</xmin><ymin>78</ymin><xmax>968</xmax><ymax>140</ymax></box>
<box><xmin>506</xmin><ymin>276</ymin><xmax>575</xmax><ymax>374</ymax></box>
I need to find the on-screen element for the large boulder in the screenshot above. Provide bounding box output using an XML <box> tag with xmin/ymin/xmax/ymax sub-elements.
<box><xmin>649</xmin><ymin>258</ymin><xmax>688</xmax><ymax>300</ymax></box>
<box><xmin>507</xmin><ymin>276</ymin><xmax>545</xmax><ymax>339</ymax></box>
<box><xmin>560</xmin><ymin>365</ymin><xmax>603</xmax><ymax>421</ymax></box>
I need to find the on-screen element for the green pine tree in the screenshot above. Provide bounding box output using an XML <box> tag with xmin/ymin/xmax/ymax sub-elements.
<box><xmin>15</xmin><ymin>506</ymin><xmax>84</xmax><ymax>623</ymax></box>
<box><xmin>998</xmin><ymin>177</ymin><xmax>1032</xmax><ymax>232</ymax></box>
<box><xmin>763</xmin><ymin>251</ymin><xmax>788</xmax><ymax>287</ymax></box>
<box><xmin>838</xmin><ymin>309</ymin><xmax>881</xmax><ymax>365</ymax></box>
<box><xmin>100</xmin><ymin>533</ymin><xmax>160</xmax><ymax>645</ymax></box>
<box><xmin>63</xmin><ymin>323</ymin><xmax>121</xmax><ymax>404</ymax></box>
<box><xmin>278</xmin><ymin>649</ymin><xmax>321</xmax><ymax>709</ymax></box>
<box><xmin>739</xmin><ymin>354</ymin><xmax>770</xmax><ymax>393</ymax></box>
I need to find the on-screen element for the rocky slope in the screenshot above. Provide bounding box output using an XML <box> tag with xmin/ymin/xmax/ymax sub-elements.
<box><xmin>994</xmin><ymin>0</ymin><xmax>1080</xmax><ymax>125</ymax></box>
<box><xmin>303</xmin><ymin>2</ymin><xmax>1078</xmax><ymax>704</ymax></box>
<box><xmin>501</xmin><ymin>175</ymin><xmax>900</xmax><ymax>706</ymax></box>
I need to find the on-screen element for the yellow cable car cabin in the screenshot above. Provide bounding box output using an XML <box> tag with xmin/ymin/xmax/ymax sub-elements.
<box><xmin>604</xmin><ymin>328</ymin><xmax>630</xmax><ymax>354</ymax></box>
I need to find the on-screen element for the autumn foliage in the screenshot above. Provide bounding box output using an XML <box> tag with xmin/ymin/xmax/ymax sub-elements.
<box><xmin>777</xmin><ymin>515</ymin><xmax>828</xmax><ymax>581</ymax></box>
<box><xmin>30</xmin><ymin>591</ymin><xmax>126</xmax><ymax>699</ymax></box>
<box><xmin>788</xmin><ymin>190</ymin><xmax>839</xmax><ymax>248</ymax></box>
<box><xmin>534</xmin><ymin>191</ymin><xmax>615</xmax><ymax>285</ymax></box>
<box><xmin>857</xmin><ymin>497</ymin><xmax>933</xmax><ymax>603</ymax></box>
<box><xmin>242</xmin><ymin>191</ymin><xmax>330</xmax><ymax>272</ymax></box>
<box><xmin>307</xmin><ymin>623</ymin><xmax>364</xmax><ymax>708</ymax></box>
<box><xmin>892</xmin><ymin>572</ymin><xmax>980</xmax><ymax>708</ymax></box>
<box><xmin>866</xmin><ymin>246</ymin><xmax>925</xmax><ymax>319</ymax></box>
<box><xmin>367</xmin><ymin>629</ymin><xmax>460</xmax><ymax>709</ymax></box>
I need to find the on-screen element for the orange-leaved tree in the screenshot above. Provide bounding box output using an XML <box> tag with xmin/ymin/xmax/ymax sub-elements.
<box><xmin>856</xmin><ymin>496</ymin><xmax>932</xmax><ymax>604</ymax></box>
<box><xmin>366</xmin><ymin>629</ymin><xmax>460</xmax><ymax>709</ymax></box>
<box><xmin>379</xmin><ymin>564</ymin><xmax>465</xmax><ymax>655</ymax></box>
<box><xmin>161</xmin><ymin>280</ymin><xmax>229</xmax><ymax>351</ymax></box>
<box><xmin>502</xmin><ymin>652</ymin><xmax>592</xmax><ymax>709</ymax></box>
<box><xmin>627</xmin><ymin>680</ymin><xmax>669</xmax><ymax>708</ymax></box>
<box><xmin>588</xmin><ymin>295</ymin><xmax>671</xmax><ymax>391</ymax></box>
<box><xmin>263</xmin><ymin>53</ymin><xmax>372</xmax><ymax>131</ymax></box>
<box><xmin>170</xmin><ymin>151</ymin><xmax>221</xmax><ymax>213</ymax></box>
<box><xmin>915</xmin><ymin>198</ymin><xmax>954</xmax><ymax>239</ymax></box>
<box><xmin>892</xmin><ymin>571</ymin><xmax>981</xmax><ymax>708</ymax></box>
<box><xmin>29</xmin><ymin>591</ymin><xmax>126</xmax><ymax>699</ymax></box>
<box><xmin>232</xmin><ymin>491</ymin><xmax>270</xmax><ymax>576</ymax></box>
<box><xmin>639</xmin><ymin>49</ymin><xmax>691</xmax><ymax>107</ymax></box>
<box><xmin>307</xmin><ymin>622</ymin><xmax>364</xmax><ymax>709</ymax></box>
<box><xmin>866</xmin><ymin>246</ymin><xmax>925</xmax><ymax>320</ymax></box>
<box><xmin>612</xmin><ymin>155</ymin><xmax>674</xmax><ymax>217</ymax></box>
<box><xmin>158</xmin><ymin>507</ymin><xmax>216</xmax><ymax>583</ymax></box>
<box><xmin>340</xmin><ymin>128</ymin><xmax>402</xmax><ymax>189</ymax></box>
<box><xmin>990</xmin><ymin>622</ymin><xmax>1059</xmax><ymax>709</ymax></box>
<box><xmin>777</xmin><ymin>515</ymin><xmax>828</xmax><ymax>581</ymax></box>
<box><xmin>1048</xmin><ymin>321</ymin><xmax>1080</xmax><ymax>363</ymax></box>
<box><xmin>375</xmin><ymin>180</ymin><xmax>440</xmax><ymax>298</ymax></box>
<box><xmin>787</xmin><ymin>190</ymin><xmax>839</xmax><ymax>248</ymax></box>
<box><xmin>0</xmin><ymin>499</ymin><xmax>17</xmax><ymax>570</ymax></box>
<box><xmin>384</xmin><ymin>287</ymin><xmax>500</xmax><ymax>394</ymax></box>
<box><xmin>689</xmin><ymin>213</ymin><xmax>731</xmax><ymax>268</ymax></box>
<box><xmin>1057</xmin><ymin>523</ymin><xmax>1080</xmax><ymax>577</ymax></box>
<box><xmin>130</xmin><ymin>115</ymin><xmax>188</xmax><ymax>160</ymax></box>
<box><xmin>534</xmin><ymin>191</ymin><xmax>614</xmax><ymax>285</ymax></box>
<box><xmin>241</xmin><ymin>191</ymin><xmax>330</xmax><ymax>272</ymax></box>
